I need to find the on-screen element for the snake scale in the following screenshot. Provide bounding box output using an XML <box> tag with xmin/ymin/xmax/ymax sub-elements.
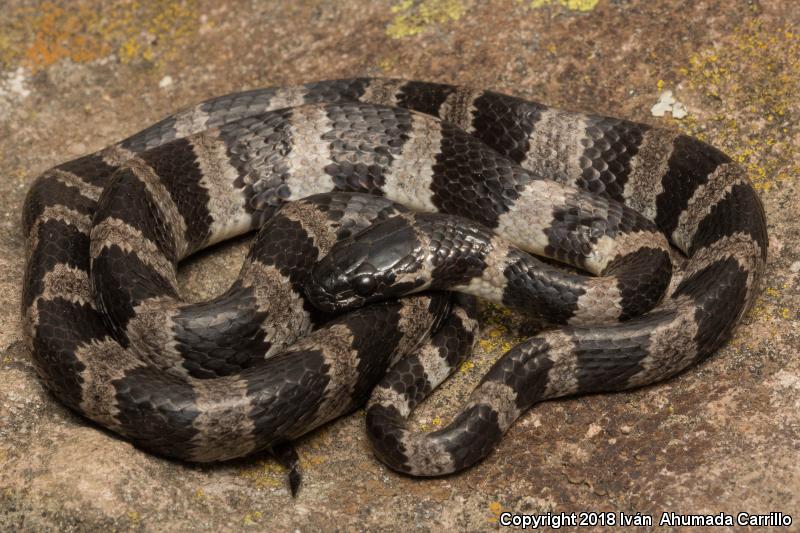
<box><xmin>22</xmin><ymin>78</ymin><xmax>767</xmax><ymax>489</ymax></box>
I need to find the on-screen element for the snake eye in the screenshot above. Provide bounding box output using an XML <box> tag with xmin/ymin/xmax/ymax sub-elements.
<box><xmin>353</xmin><ymin>274</ymin><xmax>377</xmax><ymax>297</ymax></box>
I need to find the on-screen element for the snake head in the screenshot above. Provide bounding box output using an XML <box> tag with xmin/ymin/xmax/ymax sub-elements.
<box><xmin>307</xmin><ymin>216</ymin><xmax>429</xmax><ymax>313</ymax></box>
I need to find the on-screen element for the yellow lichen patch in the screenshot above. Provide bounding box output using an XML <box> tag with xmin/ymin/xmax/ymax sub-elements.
<box><xmin>242</xmin><ymin>511</ymin><xmax>263</xmax><ymax>526</ymax></box>
<box><xmin>239</xmin><ymin>460</ymin><xmax>285</xmax><ymax>489</ymax></box>
<box><xmin>450</xmin><ymin>304</ymin><xmax>519</xmax><ymax>383</ymax></box>
<box><xmin>748</xmin><ymin>302</ymin><xmax>771</xmax><ymax>323</ymax></box>
<box><xmin>478</xmin><ymin>336</ymin><xmax>515</xmax><ymax>354</ymax></box>
<box><xmin>0</xmin><ymin>0</ymin><xmax>199</xmax><ymax>71</ymax></box>
<box><xmin>126</xmin><ymin>510</ymin><xmax>141</xmax><ymax>524</ymax></box>
<box><xmin>0</xmin><ymin>24</ymin><xmax>22</xmax><ymax>66</ymax></box>
<box><xmin>525</xmin><ymin>0</ymin><xmax>600</xmax><ymax>11</ymax></box>
<box><xmin>678</xmin><ymin>19</ymin><xmax>800</xmax><ymax>193</ymax></box>
<box><xmin>377</xmin><ymin>55</ymin><xmax>398</xmax><ymax>73</ymax></box>
<box><xmin>476</xmin><ymin>303</ymin><xmax>520</xmax><ymax>357</ymax></box>
<box><xmin>386</xmin><ymin>0</ymin><xmax>467</xmax><ymax>39</ymax></box>
<box><xmin>765</xmin><ymin>287</ymin><xmax>780</xmax><ymax>298</ymax></box>
<box><xmin>747</xmin><ymin>289</ymin><xmax>793</xmax><ymax>323</ymax></box>
<box><xmin>741</xmin><ymin>280</ymin><xmax>797</xmax><ymax>351</ymax></box>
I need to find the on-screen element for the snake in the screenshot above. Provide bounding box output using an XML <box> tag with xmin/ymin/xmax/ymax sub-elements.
<box><xmin>21</xmin><ymin>78</ymin><xmax>767</xmax><ymax>487</ymax></box>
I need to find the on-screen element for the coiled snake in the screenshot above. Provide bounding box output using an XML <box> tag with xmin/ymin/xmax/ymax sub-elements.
<box><xmin>22</xmin><ymin>78</ymin><xmax>767</xmax><ymax>492</ymax></box>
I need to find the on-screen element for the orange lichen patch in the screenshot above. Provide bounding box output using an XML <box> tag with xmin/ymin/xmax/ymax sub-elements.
<box><xmin>300</xmin><ymin>450</ymin><xmax>329</xmax><ymax>467</ymax></box>
<box><xmin>487</xmin><ymin>500</ymin><xmax>503</xmax><ymax>523</ymax></box>
<box><xmin>23</xmin><ymin>3</ymin><xmax>102</xmax><ymax>67</ymax></box>
<box><xmin>678</xmin><ymin>19</ymin><xmax>800</xmax><ymax>194</ymax></box>
<box><xmin>0</xmin><ymin>0</ymin><xmax>199</xmax><ymax>71</ymax></box>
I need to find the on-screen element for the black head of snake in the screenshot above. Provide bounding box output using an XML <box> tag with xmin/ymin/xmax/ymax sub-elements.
<box><xmin>21</xmin><ymin>78</ymin><xmax>767</xmax><ymax>489</ymax></box>
<box><xmin>309</xmin><ymin>211</ymin><xmax>674</xmax><ymax>325</ymax></box>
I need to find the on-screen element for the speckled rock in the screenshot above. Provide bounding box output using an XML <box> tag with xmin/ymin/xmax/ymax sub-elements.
<box><xmin>1</xmin><ymin>1</ymin><xmax>798</xmax><ymax>530</ymax></box>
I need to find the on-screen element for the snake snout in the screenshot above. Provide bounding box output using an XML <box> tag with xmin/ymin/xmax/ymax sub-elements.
<box><xmin>304</xmin><ymin>279</ymin><xmax>338</xmax><ymax>314</ymax></box>
<box><xmin>306</xmin><ymin>270</ymin><xmax>343</xmax><ymax>313</ymax></box>
<box><xmin>307</xmin><ymin>236</ymin><xmax>385</xmax><ymax>312</ymax></box>
<box><xmin>307</xmin><ymin>260</ymin><xmax>367</xmax><ymax>313</ymax></box>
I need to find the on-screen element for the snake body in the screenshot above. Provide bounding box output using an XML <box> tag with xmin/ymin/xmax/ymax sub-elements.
<box><xmin>22</xmin><ymin>78</ymin><xmax>767</xmax><ymax>481</ymax></box>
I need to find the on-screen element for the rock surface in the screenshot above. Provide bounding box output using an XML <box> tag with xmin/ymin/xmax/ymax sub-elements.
<box><xmin>1</xmin><ymin>1</ymin><xmax>798</xmax><ymax>530</ymax></box>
